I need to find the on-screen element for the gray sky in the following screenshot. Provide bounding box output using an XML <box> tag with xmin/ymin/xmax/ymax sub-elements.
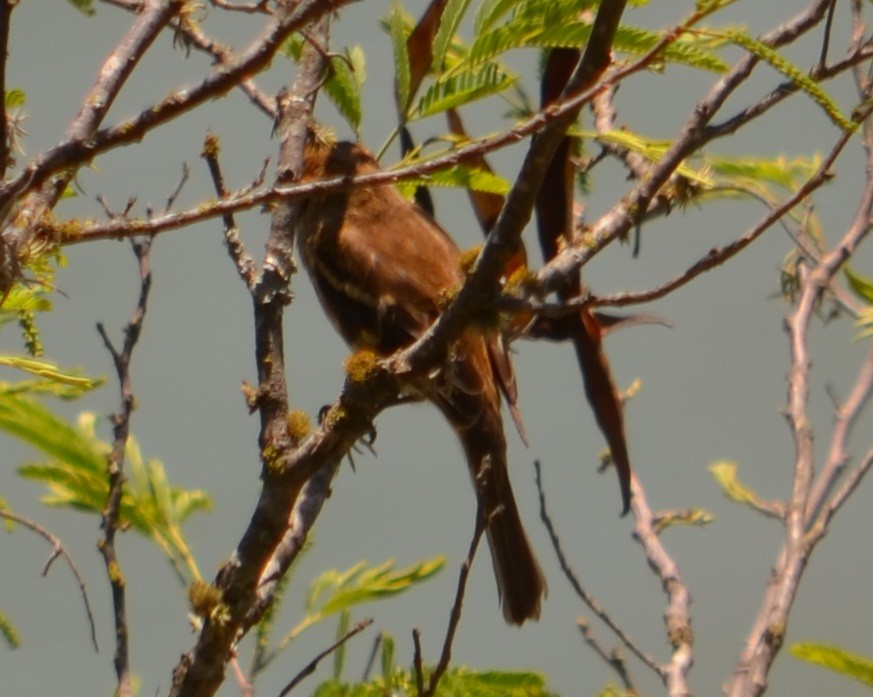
<box><xmin>3</xmin><ymin>2</ymin><xmax>873</xmax><ymax>696</ymax></box>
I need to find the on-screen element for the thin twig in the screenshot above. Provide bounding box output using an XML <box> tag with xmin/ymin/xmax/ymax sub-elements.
<box><xmin>0</xmin><ymin>509</ymin><xmax>99</xmax><ymax>652</ymax></box>
<box><xmin>361</xmin><ymin>632</ymin><xmax>382</xmax><ymax>682</ymax></box>
<box><xmin>276</xmin><ymin>618</ymin><xmax>373</xmax><ymax>697</ymax></box>
<box><xmin>420</xmin><ymin>465</ymin><xmax>490</xmax><ymax>697</ymax></box>
<box><xmin>582</xmin><ymin>127</ymin><xmax>859</xmax><ymax>311</ymax></box>
<box><xmin>805</xmin><ymin>344</ymin><xmax>873</xmax><ymax>524</ymax></box>
<box><xmin>538</xmin><ymin>0</ymin><xmax>840</xmax><ymax>294</ymax></box>
<box><xmin>816</xmin><ymin>0</ymin><xmax>839</xmax><ymax>71</ymax></box>
<box><xmin>0</xmin><ymin>0</ymin><xmax>13</xmax><ymax>181</ymax></box>
<box><xmin>628</xmin><ymin>472</ymin><xmax>694</xmax><ymax>697</ymax></box>
<box><xmin>9</xmin><ymin>0</ymin><xmax>182</xmax><ymax>238</ymax></box>
<box><xmin>201</xmin><ymin>132</ymin><xmax>258</xmax><ymax>289</ymax></box>
<box><xmin>95</xmin><ymin>237</ymin><xmax>154</xmax><ymax>697</ymax></box>
<box><xmin>534</xmin><ymin>461</ymin><xmax>662</xmax><ymax>679</ymax></box>
<box><xmin>576</xmin><ymin>617</ymin><xmax>636</xmax><ymax>692</ymax></box>
<box><xmin>412</xmin><ymin>629</ymin><xmax>425</xmax><ymax>697</ymax></box>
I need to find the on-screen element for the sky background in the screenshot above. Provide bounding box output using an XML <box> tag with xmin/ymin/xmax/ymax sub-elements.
<box><xmin>2</xmin><ymin>1</ymin><xmax>873</xmax><ymax>696</ymax></box>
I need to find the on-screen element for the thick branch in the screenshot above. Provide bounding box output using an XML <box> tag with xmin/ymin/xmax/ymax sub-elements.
<box><xmin>538</xmin><ymin>0</ymin><xmax>837</xmax><ymax>293</ymax></box>
<box><xmin>0</xmin><ymin>0</ymin><xmax>353</xmax><ymax>220</ymax></box>
<box><xmin>167</xmin><ymin>13</ymin><xmax>332</xmax><ymax>697</ymax></box>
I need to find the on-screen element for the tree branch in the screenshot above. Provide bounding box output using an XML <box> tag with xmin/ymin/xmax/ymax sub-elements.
<box><xmin>534</xmin><ymin>461</ymin><xmax>661</xmax><ymax>680</ymax></box>
<box><xmin>628</xmin><ymin>474</ymin><xmax>693</xmax><ymax>697</ymax></box>
<box><xmin>725</xmin><ymin>93</ymin><xmax>873</xmax><ymax>697</ymax></box>
<box><xmin>0</xmin><ymin>508</ymin><xmax>98</xmax><ymax>652</ymax></box>
<box><xmin>167</xmin><ymin>12</ymin><xmax>333</xmax><ymax>697</ymax></box>
<box><xmin>95</xmin><ymin>237</ymin><xmax>154</xmax><ymax>697</ymax></box>
<box><xmin>0</xmin><ymin>0</ymin><xmax>353</xmax><ymax>224</ymax></box>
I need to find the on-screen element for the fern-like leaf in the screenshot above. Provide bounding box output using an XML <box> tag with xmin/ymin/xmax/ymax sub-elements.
<box><xmin>432</xmin><ymin>0</ymin><xmax>473</xmax><ymax>72</ymax></box>
<box><xmin>411</xmin><ymin>61</ymin><xmax>516</xmax><ymax>119</ymax></box>
<box><xmin>721</xmin><ymin>29</ymin><xmax>854</xmax><ymax>131</ymax></box>
<box><xmin>389</xmin><ymin>0</ymin><xmax>413</xmax><ymax>115</ymax></box>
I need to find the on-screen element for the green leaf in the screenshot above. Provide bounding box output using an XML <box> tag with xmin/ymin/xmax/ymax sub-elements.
<box><xmin>1</xmin><ymin>397</ymin><xmax>108</xmax><ymax>481</ymax></box>
<box><xmin>65</xmin><ymin>0</ymin><xmax>95</xmax><ymax>16</ymax></box>
<box><xmin>389</xmin><ymin>0</ymin><xmax>413</xmax><ymax>115</ymax></box>
<box><xmin>542</xmin><ymin>24</ymin><xmax>729</xmax><ymax>73</ymax></box>
<box><xmin>432</xmin><ymin>0</ymin><xmax>473</xmax><ymax>72</ymax></box>
<box><xmin>395</xmin><ymin>162</ymin><xmax>511</xmax><ymax>199</ymax></box>
<box><xmin>4</xmin><ymin>89</ymin><xmax>25</xmax><ymax>109</ymax></box>
<box><xmin>791</xmin><ymin>643</ymin><xmax>873</xmax><ymax>689</ymax></box>
<box><xmin>278</xmin><ymin>38</ymin><xmax>366</xmax><ymax>135</ymax></box>
<box><xmin>312</xmin><ymin>667</ymin><xmax>556</xmax><ymax>697</ymax></box>
<box><xmin>380</xmin><ymin>633</ymin><xmax>395</xmax><ymax>685</ymax></box>
<box><xmin>317</xmin><ymin>557</ymin><xmax>445</xmax><ymax>617</ymax></box>
<box><xmin>7</xmin><ymin>403</ymin><xmax>209</xmax><ymax>583</ymax></box>
<box><xmin>305</xmin><ymin>557</ymin><xmax>443</xmax><ymax>621</ymax></box>
<box><xmin>654</xmin><ymin>508</ymin><xmax>715</xmax><ymax>533</ymax></box>
<box><xmin>843</xmin><ymin>267</ymin><xmax>873</xmax><ymax>341</ymax></box>
<box><xmin>0</xmin><ymin>610</ymin><xmax>21</xmax><ymax>649</ymax></box>
<box><xmin>333</xmin><ymin>609</ymin><xmax>351</xmax><ymax>680</ymax></box>
<box><xmin>0</xmin><ymin>357</ymin><xmax>102</xmax><ymax>392</ymax></box>
<box><xmin>411</xmin><ymin>61</ymin><xmax>516</xmax><ymax>119</ymax></box>
<box><xmin>705</xmin><ymin>153</ymin><xmax>821</xmax><ymax>192</ymax></box>
<box><xmin>720</xmin><ymin>30</ymin><xmax>854</xmax><ymax>131</ymax></box>
<box><xmin>464</xmin><ymin>11</ymin><xmax>727</xmax><ymax>78</ymax></box>
<box><xmin>581</xmin><ymin>128</ymin><xmax>715</xmax><ymax>186</ymax></box>
<box><xmin>844</xmin><ymin>266</ymin><xmax>873</xmax><ymax>305</ymax></box>
<box><xmin>709</xmin><ymin>461</ymin><xmax>763</xmax><ymax>507</ymax></box>
<box><xmin>325</xmin><ymin>46</ymin><xmax>366</xmax><ymax>135</ymax></box>
<box><xmin>855</xmin><ymin>308</ymin><xmax>873</xmax><ymax>341</ymax></box>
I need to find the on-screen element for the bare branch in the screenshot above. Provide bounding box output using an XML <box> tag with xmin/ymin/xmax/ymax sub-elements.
<box><xmin>629</xmin><ymin>475</ymin><xmax>693</xmax><ymax>697</ymax></box>
<box><xmin>201</xmin><ymin>132</ymin><xmax>258</xmax><ymax>290</ymax></box>
<box><xmin>0</xmin><ymin>0</ymin><xmax>353</xmax><ymax>219</ymax></box>
<box><xmin>584</xmin><ymin>127</ymin><xmax>861</xmax><ymax>310</ymax></box>
<box><xmin>421</xmin><ymin>459</ymin><xmax>492</xmax><ymax>697</ymax></box>
<box><xmin>534</xmin><ymin>461</ymin><xmax>662</xmax><ymax>679</ymax></box>
<box><xmin>209</xmin><ymin>0</ymin><xmax>271</xmax><ymax>13</ymax></box>
<box><xmin>96</xmin><ymin>237</ymin><xmax>154</xmax><ymax>697</ymax></box>
<box><xmin>576</xmin><ymin>618</ymin><xmax>636</xmax><ymax>693</ymax></box>
<box><xmin>167</xmin><ymin>11</ymin><xmax>333</xmax><ymax>697</ymax></box>
<box><xmin>725</xmin><ymin>88</ymin><xmax>873</xmax><ymax>697</ymax></box>
<box><xmin>0</xmin><ymin>508</ymin><xmax>98</xmax><ymax>652</ymax></box>
<box><xmin>538</xmin><ymin>0</ymin><xmax>838</xmax><ymax>294</ymax></box>
<box><xmin>11</xmin><ymin>0</ymin><xmax>183</xmax><ymax>235</ymax></box>
<box><xmin>276</xmin><ymin>618</ymin><xmax>373</xmax><ymax>697</ymax></box>
<box><xmin>63</xmin><ymin>8</ymin><xmax>702</xmax><ymax>248</ymax></box>
<box><xmin>0</xmin><ymin>0</ymin><xmax>13</xmax><ymax>180</ymax></box>
<box><xmin>805</xmin><ymin>344</ymin><xmax>873</xmax><ymax>524</ymax></box>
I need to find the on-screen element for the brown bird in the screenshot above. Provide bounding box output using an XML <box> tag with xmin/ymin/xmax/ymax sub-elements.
<box><xmin>295</xmin><ymin>133</ymin><xmax>546</xmax><ymax>624</ymax></box>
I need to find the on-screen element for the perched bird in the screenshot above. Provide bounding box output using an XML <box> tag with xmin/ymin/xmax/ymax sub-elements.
<box><xmin>295</xmin><ymin>134</ymin><xmax>546</xmax><ymax>624</ymax></box>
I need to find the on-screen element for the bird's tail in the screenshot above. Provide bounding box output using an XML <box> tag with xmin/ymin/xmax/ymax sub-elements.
<box><xmin>437</xmin><ymin>338</ymin><xmax>546</xmax><ymax>625</ymax></box>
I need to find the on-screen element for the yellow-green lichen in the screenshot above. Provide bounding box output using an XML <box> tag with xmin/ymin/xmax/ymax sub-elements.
<box><xmin>187</xmin><ymin>579</ymin><xmax>225</xmax><ymax>621</ymax></box>
<box><xmin>343</xmin><ymin>349</ymin><xmax>380</xmax><ymax>383</ymax></box>
<box><xmin>286</xmin><ymin>410</ymin><xmax>311</xmax><ymax>441</ymax></box>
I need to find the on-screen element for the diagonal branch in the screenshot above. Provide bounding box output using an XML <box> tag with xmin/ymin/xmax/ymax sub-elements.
<box><xmin>0</xmin><ymin>508</ymin><xmax>98</xmax><ymax>652</ymax></box>
<box><xmin>534</xmin><ymin>461</ymin><xmax>661</xmax><ymax>680</ymax></box>
<box><xmin>0</xmin><ymin>0</ymin><xmax>354</xmax><ymax>220</ymax></box>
